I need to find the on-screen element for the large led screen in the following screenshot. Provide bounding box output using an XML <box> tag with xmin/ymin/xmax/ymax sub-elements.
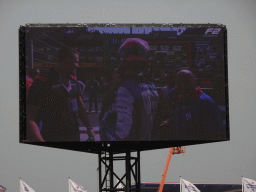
<box><xmin>20</xmin><ymin>24</ymin><xmax>229</xmax><ymax>153</ymax></box>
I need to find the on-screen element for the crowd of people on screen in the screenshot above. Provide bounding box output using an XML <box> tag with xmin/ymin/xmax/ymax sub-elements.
<box><xmin>26</xmin><ymin>38</ymin><xmax>226</xmax><ymax>142</ymax></box>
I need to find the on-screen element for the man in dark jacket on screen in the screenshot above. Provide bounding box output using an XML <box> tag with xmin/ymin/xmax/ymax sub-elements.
<box><xmin>173</xmin><ymin>69</ymin><xmax>225</xmax><ymax>140</ymax></box>
<box><xmin>86</xmin><ymin>74</ymin><xmax>100</xmax><ymax>113</ymax></box>
<box><xmin>26</xmin><ymin>47</ymin><xmax>95</xmax><ymax>142</ymax></box>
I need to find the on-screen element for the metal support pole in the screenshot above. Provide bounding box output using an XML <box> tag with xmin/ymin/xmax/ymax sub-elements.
<box><xmin>135</xmin><ymin>156</ymin><xmax>138</xmax><ymax>190</ymax></box>
<box><xmin>98</xmin><ymin>150</ymin><xmax>141</xmax><ymax>192</ymax></box>
<box><xmin>105</xmin><ymin>151</ymin><xmax>108</xmax><ymax>190</ymax></box>
<box><xmin>137</xmin><ymin>151</ymin><xmax>141</xmax><ymax>192</ymax></box>
<box><xmin>110</xmin><ymin>151</ymin><xmax>114</xmax><ymax>190</ymax></box>
<box><xmin>125</xmin><ymin>151</ymin><xmax>131</xmax><ymax>192</ymax></box>
<box><xmin>99</xmin><ymin>152</ymin><xmax>102</xmax><ymax>192</ymax></box>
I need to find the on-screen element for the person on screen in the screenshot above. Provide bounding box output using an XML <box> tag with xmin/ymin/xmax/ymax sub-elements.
<box><xmin>202</xmin><ymin>65</ymin><xmax>214</xmax><ymax>88</ymax></box>
<box><xmin>26</xmin><ymin>47</ymin><xmax>95</xmax><ymax>142</ymax></box>
<box><xmin>100</xmin><ymin>38</ymin><xmax>159</xmax><ymax>141</ymax></box>
<box><xmin>151</xmin><ymin>70</ymin><xmax>178</xmax><ymax>140</ymax></box>
<box><xmin>100</xmin><ymin>77</ymin><xmax>111</xmax><ymax>98</ymax></box>
<box><xmin>26</xmin><ymin>67</ymin><xmax>44</xmax><ymax>131</ymax></box>
<box><xmin>26</xmin><ymin>67</ymin><xmax>40</xmax><ymax>98</ymax></box>
<box><xmin>85</xmin><ymin>74</ymin><xmax>100</xmax><ymax>113</ymax></box>
<box><xmin>173</xmin><ymin>69</ymin><xmax>225</xmax><ymax>140</ymax></box>
<box><xmin>99</xmin><ymin>68</ymin><xmax>125</xmax><ymax>141</ymax></box>
<box><xmin>99</xmin><ymin>68</ymin><xmax>122</xmax><ymax>122</ymax></box>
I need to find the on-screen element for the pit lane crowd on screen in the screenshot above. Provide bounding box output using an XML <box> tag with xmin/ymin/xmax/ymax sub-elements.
<box><xmin>25</xmin><ymin>27</ymin><xmax>227</xmax><ymax>142</ymax></box>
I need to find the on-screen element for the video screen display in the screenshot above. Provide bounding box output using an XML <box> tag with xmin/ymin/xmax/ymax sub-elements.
<box><xmin>20</xmin><ymin>24</ymin><xmax>228</xmax><ymax>146</ymax></box>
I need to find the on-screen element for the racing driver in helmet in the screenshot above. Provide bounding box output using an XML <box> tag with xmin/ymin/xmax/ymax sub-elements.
<box><xmin>100</xmin><ymin>38</ymin><xmax>159</xmax><ymax>141</ymax></box>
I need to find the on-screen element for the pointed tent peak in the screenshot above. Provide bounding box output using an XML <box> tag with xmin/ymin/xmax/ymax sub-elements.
<box><xmin>242</xmin><ymin>177</ymin><xmax>256</xmax><ymax>191</ymax></box>
<box><xmin>20</xmin><ymin>180</ymin><xmax>36</xmax><ymax>192</ymax></box>
<box><xmin>180</xmin><ymin>178</ymin><xmax>200</xmax><ymax>192</ymax></box>
<box><xmin>243</xmin><ymin>177</ymin><xmax>256</xmax><ymax>181</ymax></box>
<box><xmin>69</xmin><ymin>179</ymin><xmax>87</xmax><ymax>192</ymax></box>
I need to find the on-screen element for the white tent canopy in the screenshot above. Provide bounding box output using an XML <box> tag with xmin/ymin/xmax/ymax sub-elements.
<box><xmin>69</xmin><ymin>178</ymin><xmax>87</xmax><ymax>192</ymax></box>
<box><xmin>20</xmin><ymin>179</ymin><xmax>36</xmax><ymax>192</ymax></box>
<box><xmin>242</xmin><ymin>177</ymin><xmax>256</xmax><ymax>192</ymax></box>
<box><xmin>180</xmin><ymin>177</ymin><xmax>200</xmax><ymax>192</ymax></box>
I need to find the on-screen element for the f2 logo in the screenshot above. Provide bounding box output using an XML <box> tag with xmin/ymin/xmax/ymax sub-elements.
<box><xmin>205</xmin><ymin>28</ymin><xmax>221</xmax><ymax>35</ymax></box>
